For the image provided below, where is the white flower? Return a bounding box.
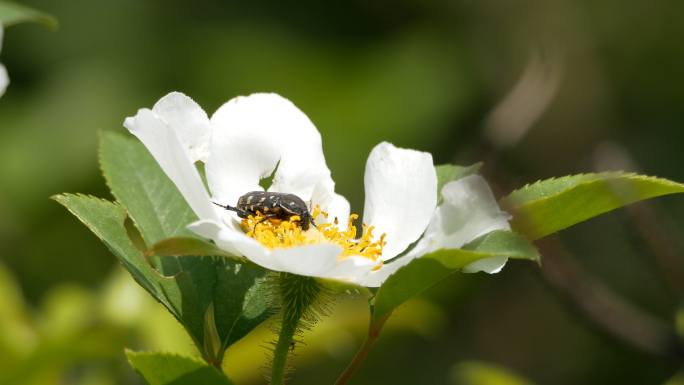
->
[0,22,9,97]
[124,92,511,287]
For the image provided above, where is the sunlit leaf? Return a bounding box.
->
[499,172,684,240]
[0,1,57,29]
[126,350,234,385]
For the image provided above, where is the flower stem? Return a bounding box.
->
[334,314,390,385]
[270,314,298,385]
[269,273,326,385]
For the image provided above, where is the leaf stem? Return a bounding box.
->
[334,314,390,385]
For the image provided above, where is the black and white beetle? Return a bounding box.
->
[213,191,314,230]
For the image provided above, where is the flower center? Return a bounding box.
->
[239,206,386,263]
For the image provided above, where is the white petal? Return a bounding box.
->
[362,142,437,261]
[268,246,380,279]
[430,175,511,250]
[152,92,211,163]
[206,93,335,207]
[322,192,351,226]
[124,108,218,222]
[311,179,333,212]
[420,175,512,274]
[240,241,380,280]
[319,256,382,281]
[188,219,379,280]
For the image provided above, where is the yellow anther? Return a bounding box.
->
[240,208,386,262]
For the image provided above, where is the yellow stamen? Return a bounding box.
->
[239,206,386,264]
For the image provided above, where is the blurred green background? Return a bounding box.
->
[2,1,684,384]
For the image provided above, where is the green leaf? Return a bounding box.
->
[0,1,58,29]
[53,194,218,359]
[58,132,270,362]
[373,248,505,321]
[52,194,172,312]
[435,163,481,205]
[100,131,198,246]
[213,260,270,351]
[499,172,684,240]
[101,132,270,351]
[141,236,271,351]
[101,132,270,359]
[462,230,540,263]
[99,132,217,348]
[126,350,234,385]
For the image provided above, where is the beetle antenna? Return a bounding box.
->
[212,201,238,212]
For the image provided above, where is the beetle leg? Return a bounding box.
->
[255,213,279,227]
[212,201,251,218]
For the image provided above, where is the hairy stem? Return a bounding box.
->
[269,273,327,384]
[270,313,298,385]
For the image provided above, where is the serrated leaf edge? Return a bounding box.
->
[51,193,125,237]
[500,172,684,209]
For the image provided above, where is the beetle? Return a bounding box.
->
[213,191,314,230]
